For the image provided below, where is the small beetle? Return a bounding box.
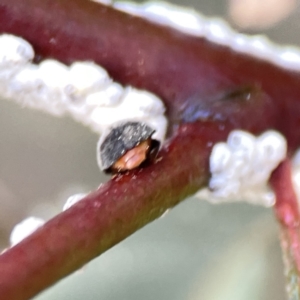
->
[97,121,160,174]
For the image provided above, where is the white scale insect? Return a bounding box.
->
[197,130,287,206]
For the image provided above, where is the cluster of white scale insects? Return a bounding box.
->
[3,0,300,246]
[0,34,167,142]
[8,193,87,247]
[197,130,287,207]
[112,1,300,71]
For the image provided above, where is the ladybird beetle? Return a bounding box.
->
[97,121,160,173]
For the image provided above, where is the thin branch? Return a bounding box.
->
[270,160,300,299]
[0,119,282,300]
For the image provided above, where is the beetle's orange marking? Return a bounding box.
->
[112,140,150,171]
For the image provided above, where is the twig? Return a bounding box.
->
[271,160,300,300]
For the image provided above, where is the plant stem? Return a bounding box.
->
[271,160,300,300]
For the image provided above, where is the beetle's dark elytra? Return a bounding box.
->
[98,121,160,173]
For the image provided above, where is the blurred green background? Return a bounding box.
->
[1,0,299,299]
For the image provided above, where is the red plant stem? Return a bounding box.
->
[1,0,300,145]
[0,117,283,300]
[270,160,300,297]
[0,0,300,299]
[0,122,226,299]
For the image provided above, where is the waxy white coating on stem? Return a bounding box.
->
[9,217,45,246]
[91,0,112,5]
[8,192,88,247]
[63,193,87,211]
[113,1,300,71]
[291,150,300,207]
[197,130,287,206]
[0,34,167,143]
